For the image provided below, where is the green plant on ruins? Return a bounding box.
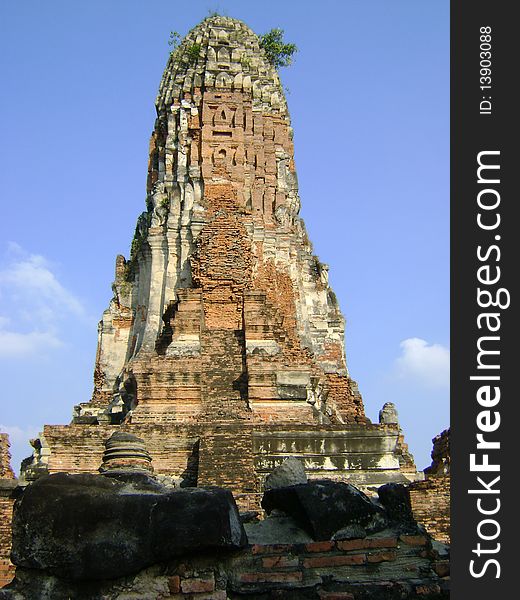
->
[168,30,200,66]
[259,28,297,68]
[168,31,181,51]
[186,43,201,65]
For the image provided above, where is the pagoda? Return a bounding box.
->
[21,16,418,509]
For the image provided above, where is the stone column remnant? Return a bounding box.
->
[99,432,153,474]
[379,402,399,425]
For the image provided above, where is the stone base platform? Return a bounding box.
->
[24,422,420,509]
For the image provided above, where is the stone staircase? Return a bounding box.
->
[200,328,251,422]
[243,291,299,356]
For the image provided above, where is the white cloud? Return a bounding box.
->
[0,248,84,317]
[0,424,39,447]
[394,337,449,388]
[0,329,62,358]
[0,424,41,476]
[0,244,86,358]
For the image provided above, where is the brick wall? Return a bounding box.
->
[6,533,449,597]
[409,476,450,545]
[37,421,417,511]
[0,434,16,588]
[0,436,14,480]
[425,429,450,476]
[409,429,450,544]
[0,493,16,588]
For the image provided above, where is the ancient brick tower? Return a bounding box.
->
[21,16,418,508]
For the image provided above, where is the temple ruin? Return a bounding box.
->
[0,15,449,596]
[19,15,419,504]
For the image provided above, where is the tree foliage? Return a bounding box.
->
[168,31,181,50]
[259,28,297,69]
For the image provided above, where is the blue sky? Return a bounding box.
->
[0,0,449,473]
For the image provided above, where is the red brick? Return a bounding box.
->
[336,537,397,552]
[303,554,366,568]
[239,571,303,583]
[305,541,335,553]
[400,534,428,546]
[336,539,367,552]
[367,551,397,563]
[262,555,299,569]
[168,575,181,593]
[251,543,294,555]
[365,537,398,549]
[181,574,215,593]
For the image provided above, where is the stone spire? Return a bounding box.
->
[75,15,365,427]
[19,16,419,509]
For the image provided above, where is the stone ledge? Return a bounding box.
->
[0,480,18,493]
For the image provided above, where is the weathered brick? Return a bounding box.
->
[0,435,16,590]
[336,537,398,552]
[262,555,299,569]
[399,535,428,546]
[409,431,450,545]
[239,571,303,583]
[181,574,215,593]
[0,434,15,479]
[303,554,366,568]
[365,538,399,549]
[367,551,397,563]
[168,575,181,594]
[335,539,368,552]
[305,541,335,553]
